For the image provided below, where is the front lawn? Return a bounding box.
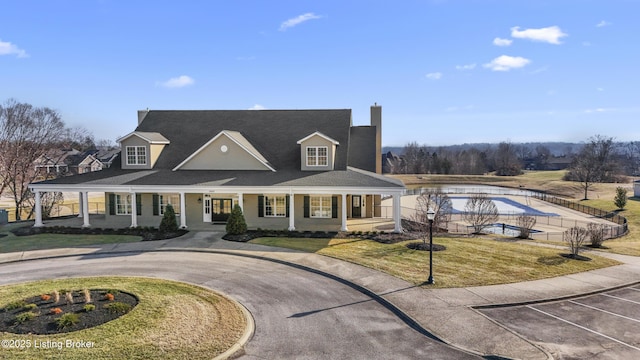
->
[250,236,621,288]
[0,223,141,253]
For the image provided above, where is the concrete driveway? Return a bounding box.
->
[0,251,478,359]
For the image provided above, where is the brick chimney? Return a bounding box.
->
[370,103,382,174]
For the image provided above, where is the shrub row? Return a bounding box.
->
[11,225,187,241]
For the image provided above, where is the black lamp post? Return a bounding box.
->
[426,208,436,285]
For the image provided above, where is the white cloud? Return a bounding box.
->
[597,87,604,92]
[455,63,476,70]
[483,55,531,71]
[510,26,568,44]
[248,104,266,110]
[493,37,512,47]
[596,20,611,28]
[157,75,195,88]
[279,13,322,31]
[425,72,442,80]
[0,39,29,58]
[585,107,614,113]
[530,66,549,74]
[582,41,592,47]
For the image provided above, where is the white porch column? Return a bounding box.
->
[77,192,84,218]
[237,193,244,212]
[393,193,402,233]
[288,193,295,231]
[130,192,138,228]
[341,193,348,231]
[34,191,43,227]
[82,191,90,227]
[179,192,187,229]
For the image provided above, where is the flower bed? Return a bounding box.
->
[0,289,137,334]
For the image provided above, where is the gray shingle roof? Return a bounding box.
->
[136,109,352,171]
[33,109,404,190]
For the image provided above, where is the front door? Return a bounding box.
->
[352,195,362,218]
[203,194,212,222]
[212,199,233,223]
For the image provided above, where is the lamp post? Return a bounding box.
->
[426,208,435,285]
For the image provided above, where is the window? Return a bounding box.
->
[159,194,180,215]
[115,194,131,215]
[306,146,328,166]
[310,196,332,218]
[126,146,147,165]
[265,195,286,217]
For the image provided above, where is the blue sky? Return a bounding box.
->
[1,0,638,146]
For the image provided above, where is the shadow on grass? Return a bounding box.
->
[537,256,569,265]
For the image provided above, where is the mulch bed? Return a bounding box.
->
[10,225,187,241]
[405,241,447,251]
[561,253,592,261]
[223,229,418,243]
[0,290,138,334]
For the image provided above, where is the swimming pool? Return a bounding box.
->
[480,223,543,236]
[449,196,558,216]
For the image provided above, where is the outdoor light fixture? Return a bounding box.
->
[197,197,202,204]
[426,208,436,285]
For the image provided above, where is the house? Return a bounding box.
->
[34,148,79,176]
[29,105,406,232]
[34,148,119,177]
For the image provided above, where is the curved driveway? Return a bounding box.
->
[0,251,477,359]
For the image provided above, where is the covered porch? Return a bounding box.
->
[29,186,405,233]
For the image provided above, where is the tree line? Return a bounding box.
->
[388,137,639,199]
[0,99,115,220]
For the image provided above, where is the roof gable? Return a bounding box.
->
[117,131,170,144]
[173,130,275,172]
[297,131,340,145]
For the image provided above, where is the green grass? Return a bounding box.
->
[0,277,247,360]
[0,223,141,253]
[567,197,640,257]
[250,236,621,288]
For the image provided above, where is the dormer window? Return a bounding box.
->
[297,132,338,171]
[126,146,147,165]
[306,146,328,167]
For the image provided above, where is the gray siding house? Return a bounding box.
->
[30,105,405,232]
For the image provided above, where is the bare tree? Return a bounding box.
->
[414,188,452,232]
[39,192,65,219]
[516,215,536,239]
[564,226,588,258]
[587,223,607,248]
[403,142,426,174]
[493,141,522,176]
[0,99,67,219]
[463,194,499,234]
[534,145,551,170]
[565,135,619,199]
